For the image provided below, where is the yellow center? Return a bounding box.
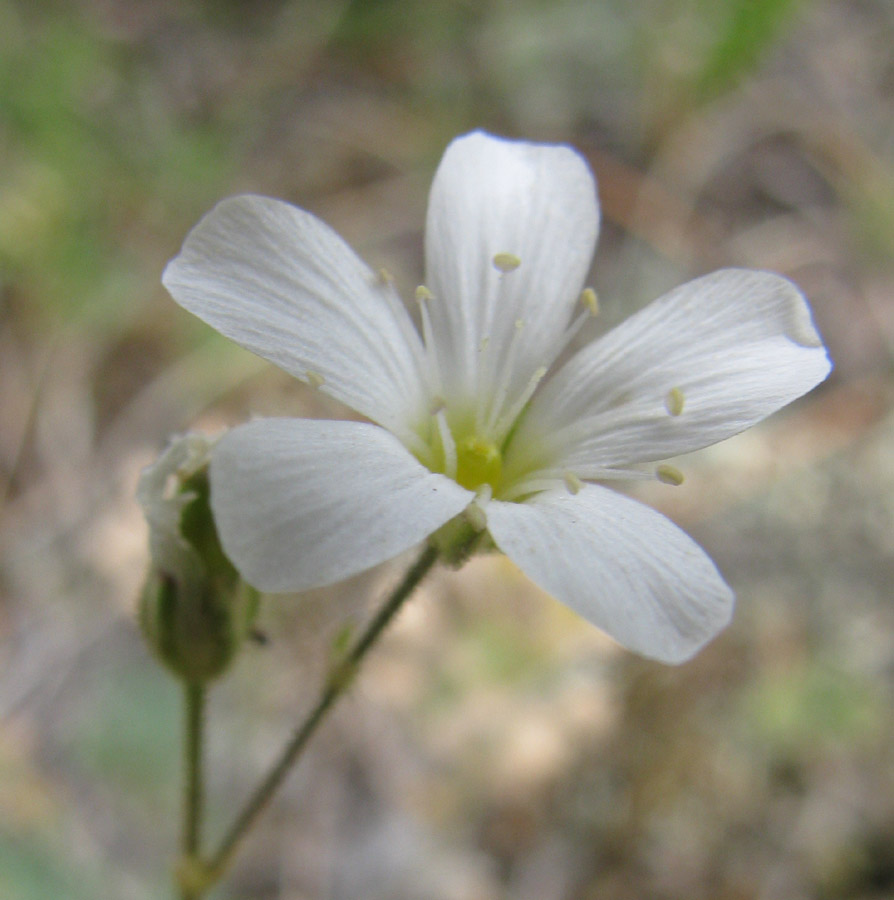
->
[455,435,502,492]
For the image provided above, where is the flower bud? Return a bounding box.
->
[138,433,259,683]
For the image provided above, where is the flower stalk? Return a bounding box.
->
[192,542,444,894]
[178,682,207,900]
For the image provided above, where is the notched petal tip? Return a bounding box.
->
[162,194,273,282]
[781,285,826,350]
[737,268,825,351]
[659,584,735,665]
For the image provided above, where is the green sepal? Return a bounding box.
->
[428,506,489,568]
[139,455,260,684]
[139,568,260,685]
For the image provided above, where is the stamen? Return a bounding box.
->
[580,287,599,316]
[429,395,446,415]
[479,318,527,435]
[665,387,685,416]
[376,267,394,286]
[306,370,325,388]
[415,288,444,395]
[491,365,547,440]
[435,408,457,479]
[557,292,599,361]
[492,252,521,273]
[502,463,660,502]
[562,306,592,350]
[499,475,566,502]
[656,464,684,486]
[567,465,657,482]
[562,471,583,495]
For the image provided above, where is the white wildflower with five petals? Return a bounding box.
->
[163,130,830,663]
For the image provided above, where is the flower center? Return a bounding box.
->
[455,434,502,492]
[409,277,604,499]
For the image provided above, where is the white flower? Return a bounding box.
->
[162,130,830,663]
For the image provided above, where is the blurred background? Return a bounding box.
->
[1,0,893,897]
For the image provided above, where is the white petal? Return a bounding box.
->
[485,486,734,663]
[424,131,599,421]
[163,195,427,439]
[210,418,473,592]
[515,269,831,472]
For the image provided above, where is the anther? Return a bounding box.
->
[306,370,325,388]
[580,288,599,316]
[563,471,583,495]
[665,387,685,416]
[415,284,433,302]
[376,267,394,286]
[492,252,521,273]
[429,395,446,415]
[656,464,684,486]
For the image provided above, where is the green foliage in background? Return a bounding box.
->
[692,0,805,102]
[0,3,236,333]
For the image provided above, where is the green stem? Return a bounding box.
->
[180,681,206,899]
[205,543,441,884]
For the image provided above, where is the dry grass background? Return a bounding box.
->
[1,1,893,897]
